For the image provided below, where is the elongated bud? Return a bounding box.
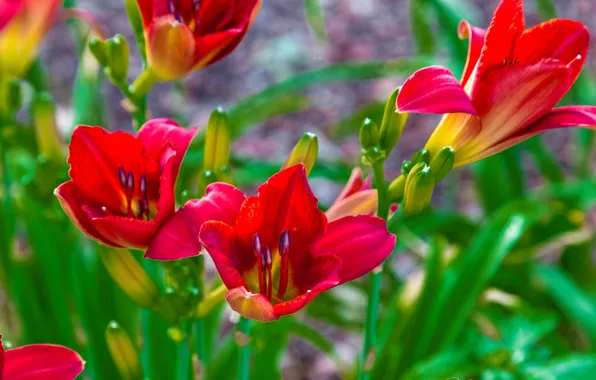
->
[197,169,217,196]
[33,92,65,162]
[429,146,455,183]
[359,118,380,150]
[282,132,318,175]
[216,165,235,185]
[403,163,434,215]
[100,248,159,308]
[388,174,406,203]
[88,38,108,66]
[106,321,144,380]
[379,88,407,156]
[401,160,413,175]
[204,108,231,172]
[107,34,130,82]
[411,149,430,165]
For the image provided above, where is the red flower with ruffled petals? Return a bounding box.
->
[194,164,396,322]
[396,0,596,167]
[136,0,262,81]
[0,334,85,379]
[55,119,197,249]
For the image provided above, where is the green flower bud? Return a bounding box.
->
[359,118,380,150]
[388,174,406,203]
[216,165,235,185]
[282,132,318,175]
[100,248,160,309]
[107,34,130,82]
[411,149,430,165]
[197,169,217,196]
[105,321,144,380]
[204,107,231,172]
[401,160,413,175]
[88,38,108,67]
[403,163,435,215]
[33,92,64,162]
[379,88,408,156]
[429,146,455,183]
[7,80,21,112]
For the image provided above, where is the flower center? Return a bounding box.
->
[253,230,291,301]
[117,167,151,220]
[167,0,202,31]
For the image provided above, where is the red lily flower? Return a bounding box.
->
[0,334,85,379]
[396,0,596,167]
[136,0,262,81]
[325,167,377,222]
[194,164,395,322]
[55,119,197,249]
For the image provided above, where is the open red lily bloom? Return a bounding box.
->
[0,0,62,76]
[325,167,377,222]
[137,0,262,81]
[396,0,596,167]
[0,334,85,379]
[55,119,197,249]
[195,164,395,322]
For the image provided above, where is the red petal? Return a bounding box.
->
[238,164,327,250]
[135,0,153,28]
[68,126,153,215]
[474,0,525,83]
[84,207,159,249]
[0,0,22,31]
[334,167,365,203]
[145,183,246,260]
[3,344,84,380]
[193,30,242,68]
[1,334,5,375]
[273,255,341,317]
[397,66,477,115]
[310,215,395,283]
[136,118,197,178]
[516,19,589,84]
[458,20,486,86]
[225,287,278,322]
[196,0,260,34]
[325,190,378,222]
[200,221,250,289]
[54,182,122,247]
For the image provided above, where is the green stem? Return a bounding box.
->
[358,161,389,380]
[236,317,252,380]
[194,319,206,363]
[176,322,192,380]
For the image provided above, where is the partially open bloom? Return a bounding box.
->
[55,119,197,249]
[325,167,377,222]
[397,0,596,167]
[137,0,262,81]
[0,0,62,76]
[0,334,85,379]
[196,164,395,322]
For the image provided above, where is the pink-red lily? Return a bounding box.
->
[396,0,596,167]
[55,119,197,249]
[0,0,63,76]
[0,334,84,379]
[325,167,377,222]
[186,164,395,322]
[136,0,262,81]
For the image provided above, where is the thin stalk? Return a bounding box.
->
[194,319,206,364]
[176,322,192,380]
[236,317,252,380]
[358,161,389,380]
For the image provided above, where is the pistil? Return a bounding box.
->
[277,230,290,299]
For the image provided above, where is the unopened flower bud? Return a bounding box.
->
[379,88,407,156]
[388,174,406,203]
[282,132,318,175]
[100,249,159,308]
[88,37,108,67]
[429,146,455,183]
[197,169,217,196]
[359,118,380,150]
[403,163,434,215]
[106,321,144,380]
[107,34,130,82]
[401,160,413,175]
[204,107,231,172]
[33,92,64,162]
[216,165,235,185]
[411,149,430,165]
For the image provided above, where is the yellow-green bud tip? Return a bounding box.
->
[429,146,455,183]
[204,108,232,173]
[282,132,319,175]
[379,88,407,156]
[403,163,435,215]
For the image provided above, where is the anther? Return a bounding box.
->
[253,234,262,256]
[126,172,134,193]
[279,230,290,256]
[139,175,147,196]
[118,167,127,188]
[277,230,290,299]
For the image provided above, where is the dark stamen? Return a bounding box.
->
[253,234,262,256]
[265,247,273,300]
[255,234,266,296]
[126,172,134,193]
[143,199,149,220]
[139,175,147,196]
[277,230,290,299]
[137,199,145,220]
[118,167,127,188]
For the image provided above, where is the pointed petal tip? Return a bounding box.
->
[226,287,279,322]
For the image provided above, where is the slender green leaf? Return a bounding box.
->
[409,0,436,55]
[523,355,596,379]
[303,0,328,43]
